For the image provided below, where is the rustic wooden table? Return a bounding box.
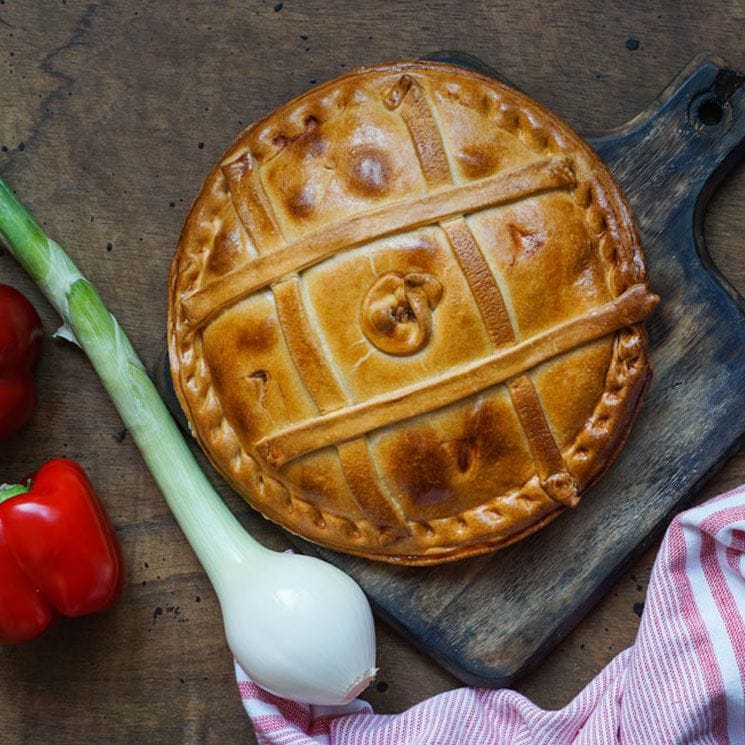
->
[0,2,743,743]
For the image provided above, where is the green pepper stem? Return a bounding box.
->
[0,176,272,589]
[0,483,31,504]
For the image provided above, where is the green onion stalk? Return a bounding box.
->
[0,177,376,704]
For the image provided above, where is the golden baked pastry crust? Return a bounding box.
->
[168,61,658,565]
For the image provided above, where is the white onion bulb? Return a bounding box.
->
[218,551,377,704]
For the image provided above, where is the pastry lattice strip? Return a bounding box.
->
[385,74,577,505]
[255,284,658,469]
[183,155,575,328]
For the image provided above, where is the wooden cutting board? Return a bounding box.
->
[157,52,745,687]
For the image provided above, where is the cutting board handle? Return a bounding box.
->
[588,54,745,316]
[589,53,745,215]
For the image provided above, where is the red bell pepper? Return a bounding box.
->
[0,459,125,643]
[0,283,43,439]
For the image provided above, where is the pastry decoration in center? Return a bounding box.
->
[360,272,443,356]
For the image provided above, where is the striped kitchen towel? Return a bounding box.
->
[237,483,745,744]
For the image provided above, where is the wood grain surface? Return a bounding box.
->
[0,2,743,743]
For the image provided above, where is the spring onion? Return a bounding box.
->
[0,177,376,705]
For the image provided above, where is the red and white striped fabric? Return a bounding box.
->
[237,483,745,744]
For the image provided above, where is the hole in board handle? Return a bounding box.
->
[697,98,724,126]
[688,92,730,133]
